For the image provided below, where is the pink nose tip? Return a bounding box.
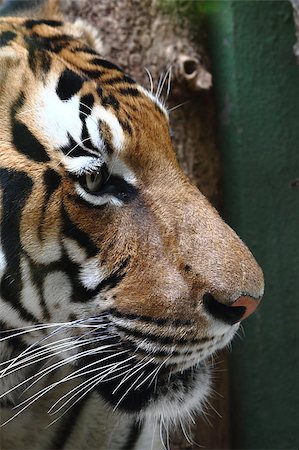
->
[232,295,262,321]
[203,292,262,325]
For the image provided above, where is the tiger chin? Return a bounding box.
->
[0,0,264,449]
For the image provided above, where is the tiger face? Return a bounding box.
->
[0,16,264,426]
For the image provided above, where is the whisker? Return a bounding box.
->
[179,417,194,446]
[3,348,126,427]
[49,359,133,416]
[159,419,167,450]
[164,65,172,105]
[155,71,164,101]
[0,342,117,403]
[157,64,172,103]
[167,100,190,113]
[22,344,120,394]
[1,336,104,379]
[113,370,146,411]
[136,355,170,392]
[1,318,91,377]
[54,351,132,387]
[144,67,154,94]
[0,322,78,342]
[112,356,152,395]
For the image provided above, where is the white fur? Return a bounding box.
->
[63,238,87,264]
[63,155,105,175]
[75,183,123,206]
[43,271,72,312]
[79,258,107,290]
[0,244,6,276]
[34,81,83,148]
[20,256,43,319]
[22,238,62,265]
[93,105,125,152]
[86,114,105,150]
[109,157,137,185]
[139,363,211,430]
[138,86,169,120]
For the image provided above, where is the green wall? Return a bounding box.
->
[202,1,299,449]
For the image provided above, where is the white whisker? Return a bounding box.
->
[167,100,190,113]
[145,67,154,94]
[1,318,90,377]
[113,370,146,412]
[112,356,153,395]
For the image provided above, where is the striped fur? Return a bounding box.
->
[0,2,264,449]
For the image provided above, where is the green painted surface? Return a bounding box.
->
[202,1,299,449]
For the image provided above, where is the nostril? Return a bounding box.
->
[232,295,262,320]
[202,293,261,325]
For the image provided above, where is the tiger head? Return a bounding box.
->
[0,5,264,427]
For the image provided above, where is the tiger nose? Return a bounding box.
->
[203,292,262,325]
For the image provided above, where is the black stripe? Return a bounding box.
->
[24,19,63,29]
[25,33,73,55]
[109,308,192,327]
[26,255,50,321]
[121,338,178,358]
[96,87,120,111]
[80,122,100,153]
[100,75,136,86]
[116,323,211,346]
[79,93,94,118]
[82,69,103,79]
[11,95,50,163]
[40,50,51,74]
[0,169,38,323]
[75,46,99,56]
[102,93,119,110]
[121,421,142,450]
[0,30,16,47]
[37,168,62,275]
[0,274,38,323]
[12,122,50,162]
[44,249,127,305]
[95,257,129,293]
[0,320,28,352]
[56,69,85,101]
[61,206,98,258]
[90,58,123,72]
[60,134,96,158]
[119,88,140,97]
[43,169,62,203]
[25,37,38,73]
[119,119,132,135]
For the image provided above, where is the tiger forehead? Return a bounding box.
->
[0,17,168,122]
[0,16,170,175]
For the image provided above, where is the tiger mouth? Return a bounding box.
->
[79,345,210,414]
[76,311,234,414]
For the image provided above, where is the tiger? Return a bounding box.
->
[0,0,264,449]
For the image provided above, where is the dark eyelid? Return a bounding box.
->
[100,174,138,202]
